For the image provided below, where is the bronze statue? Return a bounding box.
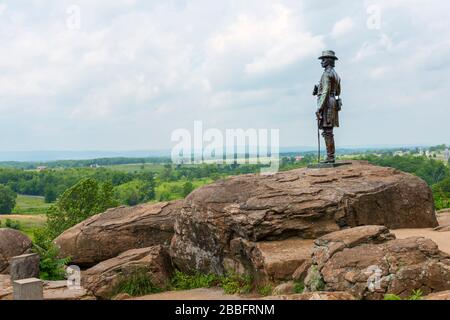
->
[313,50,341,163]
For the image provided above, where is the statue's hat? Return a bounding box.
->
[318,50,338,60]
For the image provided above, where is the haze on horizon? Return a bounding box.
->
[0,0,449,152]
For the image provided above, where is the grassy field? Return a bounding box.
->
[12,194,52,215]
[0,195,50,240]
[0,214,46,240]
[105,163,167,173]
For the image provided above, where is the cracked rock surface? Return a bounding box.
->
[55,200,182,267]
[170,161,437,275]
[305,226,450,299]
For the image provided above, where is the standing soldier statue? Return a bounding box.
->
[313,50,342,164]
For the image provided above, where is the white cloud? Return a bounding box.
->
[0,0,449,150]
[331,17,354,38]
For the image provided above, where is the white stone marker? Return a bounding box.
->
[13,278,43,300]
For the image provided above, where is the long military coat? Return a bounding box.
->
[317,66,341,129]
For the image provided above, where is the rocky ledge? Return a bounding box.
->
[170,161,437,277]
[55,200,182,267]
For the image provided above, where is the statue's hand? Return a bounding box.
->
[312,85,318,96]
[316,110,321,119]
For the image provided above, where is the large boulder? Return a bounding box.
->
[304,226,450,300]
[0,229,33,274]
[82,245,172,299]
[55,201,182,267]
[171,162,437,275]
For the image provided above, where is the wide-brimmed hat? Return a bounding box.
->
[318,50,338,60]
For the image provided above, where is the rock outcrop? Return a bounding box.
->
[0,229,33,274]
[55,201,182,267]
[170,162,437,276]
[423,290,450,300]
[304,226,450,299]
[82,245,173,299]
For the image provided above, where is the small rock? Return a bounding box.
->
[83,245,173,299]
[272,281,295,295]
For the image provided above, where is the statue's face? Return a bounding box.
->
[321,58,332,68]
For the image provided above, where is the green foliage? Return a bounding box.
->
[384,294,402,300]
[306,265,325,292]
[44,187,58,203]
[257,285,273,296]
[114,179,155,206]
[33,243,71,280]
[220,273,253,295]
[360,155,450,185]
[182,181,194,197]
[45,178,118,239]
[4,218,21,230]
[169,271,253,295]
[0,184,17,214]
[409,289,423,300]
[156,179,212,201]
[111,267,162,298]
[432,177,450,210]
[293,281,305,294]
[359,154,450,210]
[170,271,222,290]
[384,290,424,301]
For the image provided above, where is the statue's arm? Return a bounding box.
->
[317,74,331,113]
[336,77,341,96]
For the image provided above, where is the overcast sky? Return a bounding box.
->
[0,0,449,151]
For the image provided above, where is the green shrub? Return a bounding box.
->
[257,284,273,296]
[220,273,253,295]
[170,271,221,290]
[0,184,17,214]
[305,265,325,291]
[169,271,253,295]
[5,218,21,230]
[409,289,423,300]
[45,178,118,239]
[293,281,305,294]
[384,289,424,301]
[34,243,71,280]
[111,267,162,297]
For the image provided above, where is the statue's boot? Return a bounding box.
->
[323,131,336,163]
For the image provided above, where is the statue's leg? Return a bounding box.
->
[322,128,335,163]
